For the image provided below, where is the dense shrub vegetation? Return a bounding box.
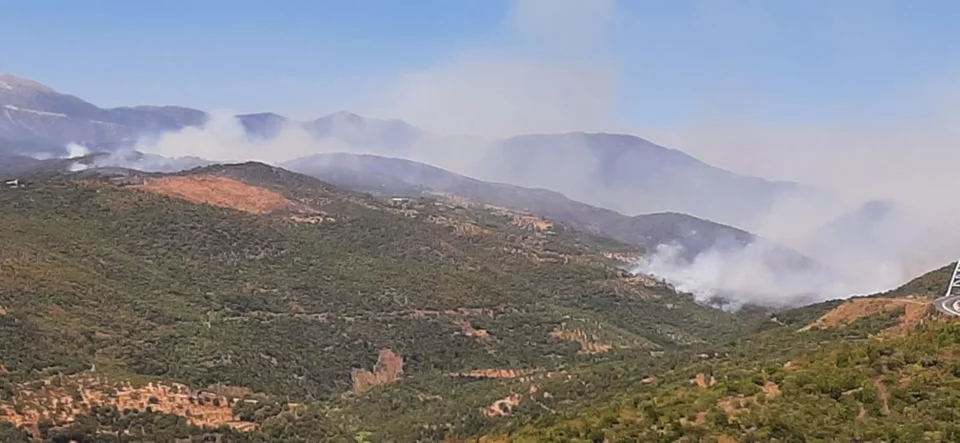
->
[2,166,955,441]
[0,167,750,440]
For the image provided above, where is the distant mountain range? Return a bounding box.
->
[487,133,837,230]
[0,73,831,232]
[0,73,421,156]
[285,153,766,261]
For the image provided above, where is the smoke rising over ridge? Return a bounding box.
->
[640,74,960,303]
[28,0,960,308]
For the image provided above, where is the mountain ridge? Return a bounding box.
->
[486,131,822,229]
[0,73,827,232]
[0,74,421,155]
[285,152,769,261]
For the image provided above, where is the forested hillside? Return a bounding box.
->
[486,265,960,442]
[0,163,743,441]
[2,162,956,442]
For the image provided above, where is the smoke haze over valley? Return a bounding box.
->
[3,0,959,308]
[5,91,953,307]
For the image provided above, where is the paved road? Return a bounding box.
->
[934,261,960,317]
[935,294,960,316]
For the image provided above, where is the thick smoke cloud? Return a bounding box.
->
[135,111,341,164]
[635,243,847,310]
[639,75,960,304]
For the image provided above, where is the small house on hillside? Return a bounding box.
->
[4,179,24,188]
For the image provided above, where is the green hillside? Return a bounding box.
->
[4,163,955,442]
[0,164,745,441]
[486,267,960,442]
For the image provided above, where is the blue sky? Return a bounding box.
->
[0,1,507,115]
[1,0,958,131]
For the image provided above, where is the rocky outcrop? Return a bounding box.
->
[481,393,522,417]
[352,349,404,393]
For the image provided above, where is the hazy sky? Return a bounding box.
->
[3,0,959,192]
[2,0,957,129]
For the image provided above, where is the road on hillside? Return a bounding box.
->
[934,261,960,317]
[935,294,960,316]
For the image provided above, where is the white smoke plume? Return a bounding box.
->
[30,0,958,309]
[41,142,210,173]
[65,143,90,159]
[135,111,340,164]
[637,76,960,305]
[634,243,849,310]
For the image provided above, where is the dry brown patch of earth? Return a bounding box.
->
[457,319,490,339]
[802,297,930,333]
[715,381,781,422]
[550,328,612,354]
[289,214,335,224]
[718,397,749,415]
[351,349,404,393]
[0,376,256,431]
[426,215,492,237]
[481,393,522,417]
[133,175,314,214]
[679,411,709,426]
[691,373,717,389]
[763,381,782,398]
[455,222,491,237]
[510,214,553,231]
[451,369,536,380]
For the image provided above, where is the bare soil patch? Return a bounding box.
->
[802,297,930,333]
[481,393,522,417]
[457,319,490,339]
[510,214,553,231]
[451,369,535,379]
[691,373,717,389]
[763,381,782,398]
[352,349,404,393]
[133,175,312,214]
[0,376,256,431]
[550,328,612,354]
